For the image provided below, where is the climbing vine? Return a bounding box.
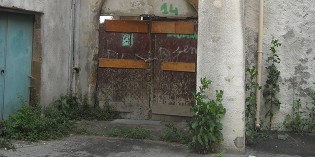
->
[245,67,261,142]
[263,39,282,130]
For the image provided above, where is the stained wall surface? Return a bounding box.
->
[245,0,315,129]
[0,0,73,105]
[197,0,245,153]
[101,0,197,17]
[4,0,314,152]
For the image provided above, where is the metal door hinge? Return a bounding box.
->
[28,75,35,79]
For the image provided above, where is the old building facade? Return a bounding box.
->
[0,0,314,152]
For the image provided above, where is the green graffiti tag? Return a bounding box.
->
[167,33,198,39]
[122,33,133,47]
[161,3,179,16]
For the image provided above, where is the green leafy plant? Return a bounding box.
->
[0,95,119,149]
[284,91,315,133]
[309,92,315,129]
[1,105,73,142]
[52,95,119,121]
[0,138,15,150]
[189,78,226,154]
[284,99,314,133]
[245,67,261,143]
[107,127,151,139]
[71,124,92,135]
[263,39,282,130]
[160,123,190,144]
[214,151,226,157]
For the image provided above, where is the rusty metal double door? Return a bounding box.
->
[98,20,197,119]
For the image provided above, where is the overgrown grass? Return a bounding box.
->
[0,105,72,142]
[107,127,151,139]
[160,123,190,144]
[51,95,119,121]
[0,95,119,149]
[0,138,15,150]
[71,124,93,135]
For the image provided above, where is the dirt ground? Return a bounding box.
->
[0,120,314,157]
[247,132,315,156]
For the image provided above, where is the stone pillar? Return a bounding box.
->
[197,0,245,153]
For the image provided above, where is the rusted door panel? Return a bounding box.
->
[98,20,197,119]
[152,21,197,117]
[98,24,150,119]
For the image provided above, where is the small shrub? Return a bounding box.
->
[107,127,151,139]
[189,78,226,154]
[160,123,190,144]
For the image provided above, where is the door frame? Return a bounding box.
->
[0,8,42,117]
[97,17,198,119]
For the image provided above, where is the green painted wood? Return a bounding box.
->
[0,13,7,119]
[1,12,33,119]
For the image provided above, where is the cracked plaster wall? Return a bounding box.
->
[245,0,315,129]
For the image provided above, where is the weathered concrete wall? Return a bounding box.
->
[0,0,73,105]
[72,0,101,105]
[245,0,315,130]
[197,0,245,153]
[101,0,197,17]
[0,0,44,12]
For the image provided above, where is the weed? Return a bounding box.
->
[284,99,314,133]
[160,123,190,144]
[52,95,119,121]
[214,151,226,157]
[71,124,92,135]
[107,127,151,139]
[263,39,282,130]
[1,105,72,142]
[309,92,315,130]
[0,138,15,150]
[0,95,119,149]
[189,78,226,154]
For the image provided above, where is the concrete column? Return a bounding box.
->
[197,0,245,153]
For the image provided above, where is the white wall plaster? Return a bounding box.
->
[245,0,315,130]
[197,0,245,153]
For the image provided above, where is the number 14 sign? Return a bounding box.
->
[161,3,179,16]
